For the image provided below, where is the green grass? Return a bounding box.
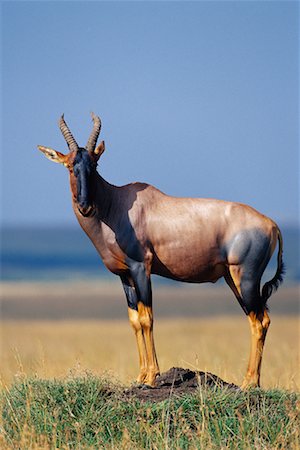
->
[1,374,299,449]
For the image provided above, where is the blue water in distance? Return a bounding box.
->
[1,226,299,282]
[1,227,109,281]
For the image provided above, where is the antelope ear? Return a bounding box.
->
[37,145,68,165]
[94,140,105,158]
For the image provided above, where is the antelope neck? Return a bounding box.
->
[92,174,117,221]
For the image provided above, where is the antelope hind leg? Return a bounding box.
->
[241,309,270,389]
[225,264,270,389]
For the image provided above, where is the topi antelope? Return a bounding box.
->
[38,113,284,388]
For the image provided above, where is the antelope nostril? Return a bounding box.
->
[78,199,92,211]
[82,206,89,213]
[78,203,94,218]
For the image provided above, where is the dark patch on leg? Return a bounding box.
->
[121,276,138,311]
[225,228,274,315]
[239,278,262,315]
[225,228,271,268]
[126,259,152,307]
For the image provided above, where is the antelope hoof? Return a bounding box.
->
[136,370,147,384]
[241,378,260,390]
[144,371,160,388]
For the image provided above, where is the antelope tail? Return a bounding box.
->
[262,228,285,303]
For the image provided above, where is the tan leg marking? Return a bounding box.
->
[241,309,271,389]
[128,308,147,383]
[227,265,243,298]
[137,302,160,386]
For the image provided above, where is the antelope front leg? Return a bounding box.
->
[121,277,148,383]
[137,301,160,387]
[127,307,148,383]
[241,309,271,389]
[122,264,160,387]
[130,262,160,386]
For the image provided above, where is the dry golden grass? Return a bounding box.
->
[1,315,299,390]
[1,284,299,449]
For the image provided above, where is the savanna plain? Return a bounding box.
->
[1,281,299,448]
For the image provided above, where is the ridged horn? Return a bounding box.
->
[86,112,101,153]
[58,114,79,152]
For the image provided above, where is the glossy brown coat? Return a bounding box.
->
[38,114,284,388]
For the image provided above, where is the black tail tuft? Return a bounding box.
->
[261,228,284,305]
[262,261,285,303]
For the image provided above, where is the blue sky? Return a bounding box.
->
[1,1,298,226]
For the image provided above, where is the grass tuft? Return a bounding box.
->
[1,374,299,449]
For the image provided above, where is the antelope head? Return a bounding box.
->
[38,113,105,217]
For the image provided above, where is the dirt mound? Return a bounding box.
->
[125,367,240,402]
